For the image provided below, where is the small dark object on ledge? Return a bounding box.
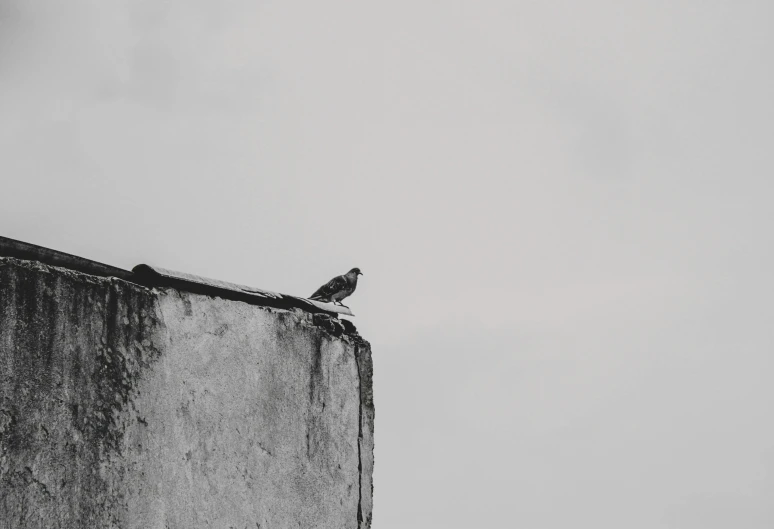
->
[313,314,345,337]
[341,319,358,336]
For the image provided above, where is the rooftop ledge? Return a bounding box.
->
[0,235,353,317]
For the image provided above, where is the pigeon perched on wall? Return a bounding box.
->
[309,268,363,308]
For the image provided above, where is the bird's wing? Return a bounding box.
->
[310,274,347,300]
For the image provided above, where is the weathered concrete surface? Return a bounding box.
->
[0,257,374,529]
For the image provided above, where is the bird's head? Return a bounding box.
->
[348,267,363,276]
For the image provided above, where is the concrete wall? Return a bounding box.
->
[0,257,373,529]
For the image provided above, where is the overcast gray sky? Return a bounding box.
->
[2,1,774,527]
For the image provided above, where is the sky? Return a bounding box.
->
[2,1,774,527]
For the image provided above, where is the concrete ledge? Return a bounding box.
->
[0,236,355,318]
[133,264,355,317]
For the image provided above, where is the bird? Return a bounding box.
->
[309,267,363,308]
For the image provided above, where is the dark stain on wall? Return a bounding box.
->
[0,258,165,528]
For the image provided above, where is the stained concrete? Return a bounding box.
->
[0,257,373,529]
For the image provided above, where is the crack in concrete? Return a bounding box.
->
[256,442,273,457]
[354,346,364,529]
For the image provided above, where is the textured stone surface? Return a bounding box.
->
[0,257,374,529]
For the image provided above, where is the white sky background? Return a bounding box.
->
[2,1,774,527]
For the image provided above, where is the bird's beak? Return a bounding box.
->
[358,272,364,276]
